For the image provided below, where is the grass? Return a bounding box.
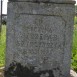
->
[0,25,6,67]
[71,17,77,72]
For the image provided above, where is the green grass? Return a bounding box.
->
[74,16,77,25]
[0,25,6,67]
[71,18,77,72]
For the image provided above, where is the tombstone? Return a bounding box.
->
[5,0,75,77]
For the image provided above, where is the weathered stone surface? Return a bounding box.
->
[5,1,75,77]
[8,2,75,22]
[1,67,77,77]
[9,0,76,4]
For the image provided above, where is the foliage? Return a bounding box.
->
[74,16,77,25]
[71,17,77,72]
[75,5,77,13]
[2,20,7,25]
[0,25,6,67]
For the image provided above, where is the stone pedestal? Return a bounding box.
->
[5,0,75,77]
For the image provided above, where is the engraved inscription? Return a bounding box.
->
[15,15,65,64]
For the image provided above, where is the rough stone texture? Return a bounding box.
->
[1,67,77,77]
[5,1,75,77]
[9,0,76,4]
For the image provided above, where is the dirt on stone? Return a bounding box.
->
[0,67,77,77]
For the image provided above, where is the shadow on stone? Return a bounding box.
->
[4,62,54,77]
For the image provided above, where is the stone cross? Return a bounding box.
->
[5,0,75,77]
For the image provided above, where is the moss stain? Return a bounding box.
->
[4,62,54,77]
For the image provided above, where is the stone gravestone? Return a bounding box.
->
[5,0,75,77]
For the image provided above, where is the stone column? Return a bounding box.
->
[5,0,75,77]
